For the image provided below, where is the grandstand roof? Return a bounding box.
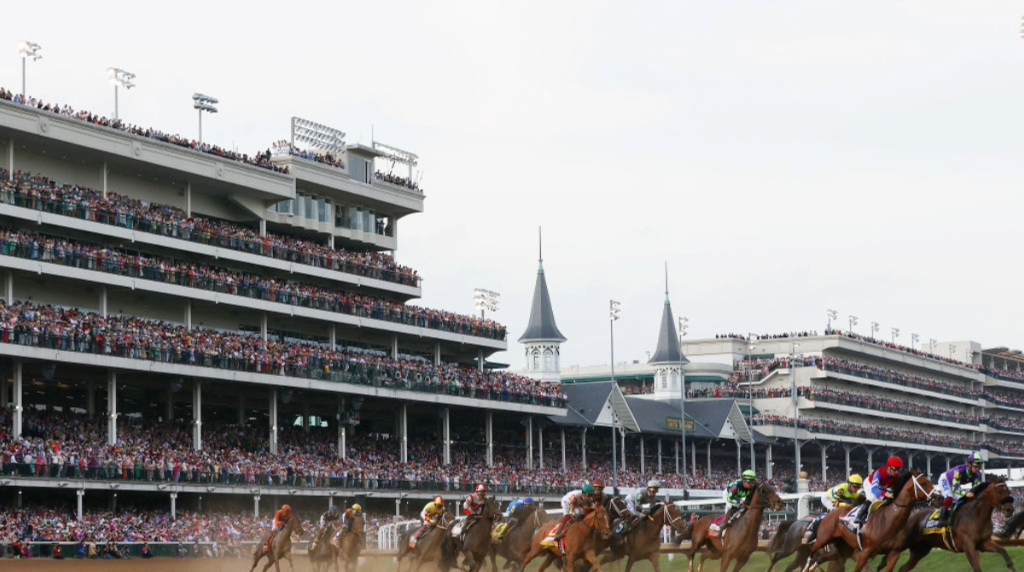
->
[623,396,718,439]
[551,382,641,432]
[518,253,566,343]
[648,292,688,365]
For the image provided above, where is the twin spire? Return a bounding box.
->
[648,263,689,365]
[519,228,566,343]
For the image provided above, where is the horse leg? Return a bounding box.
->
[488,545,499,572]
[961,543,986,572]
[731,554,753,572]
[581,549,605,572]
[622,556,635,572]
[894,546,929,572]
[980,537,1016,572]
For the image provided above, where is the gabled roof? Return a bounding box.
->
[648,293,689,365]
[623,397,718,439]
[548,382,640,432]
[519,259,566,343]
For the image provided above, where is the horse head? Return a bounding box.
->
[893,469,938,507]
[983,478,1015,518]
[586,505,612,540]
[754,482,785,511]
[288,515,306,538]
[662,502,691,535]
[483,498,501,520]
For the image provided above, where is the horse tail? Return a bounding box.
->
[767,519,797,553]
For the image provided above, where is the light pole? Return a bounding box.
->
[911,333,919,350]
[107,68,135,121]
[609,299,621,490]
[870,321,879,339]
[678,316,688,496]
[473,288,500,320]
[929,338,938,354]
[848,315,858,334]
[746,334,758,468]
[891,327,900,345]
[791,343,802,475]
[826,309,838,331]
[949,344,957,360]
[192,93,219,145]
[17,40,42,99]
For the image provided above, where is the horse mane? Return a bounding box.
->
[890,470,914,495]
[972,481,991,496]
[768,519,798,554]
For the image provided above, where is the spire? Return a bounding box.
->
[519,228,566,343]
[649,263,689,365]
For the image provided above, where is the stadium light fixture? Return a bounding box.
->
[192,92,219,145]
[17,40,42,100]
[373,140,420,184]
[745,333,757,469]
[107,67,135,121]
[949,344,957,360]
[609,299,621,490]
[791,343,801,474]
[291,117,346,154]
[891,327,900,344]
[870,321,879,339]
[473,288,500,320]
[826,309,838,330]
[911,333,920,350]
[848,315,858,334]
[929,338,938,353]
[677,315,688,496]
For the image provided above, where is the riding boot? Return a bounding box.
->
[552,514,572,540]
[721,507,739,530]
[853,506,868,528]
[937,507,950,526]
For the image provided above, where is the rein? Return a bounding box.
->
[893,473,936,508]
[662,504,685,531]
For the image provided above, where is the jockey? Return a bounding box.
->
[495,497,535,540]
[410,496,445,548]
[855,455,903,527]
[332,504,362,548]
[591,479,609,510]
[721,470,757,531]
[266,504,292,552]
[548,484,595,542]
[805,474,864,543]
[937,452,984,526]
[463,484,488,517]
[627,479,662,521]
[313,505,340,546]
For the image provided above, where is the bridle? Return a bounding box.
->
[894,473,938,508]
[662,503,687,532]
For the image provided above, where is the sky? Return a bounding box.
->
[5,1,1024,369]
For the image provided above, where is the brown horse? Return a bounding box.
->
[395,512,457,572]
[336,514,365,572]
[883,479,1015,572]
[457,498,501,572]
[309,522,340,572]
[804,469,937,572]
[494,504,551,570]
[601,502,694,572]
[687,481,785,572]
[764,517,850,572]
[250,516,305,572]
[520,505,612,572]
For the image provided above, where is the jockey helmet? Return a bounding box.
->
[592,479,605,489]
[742,470,757,481]
[329,505,339,512]
[475,484,488,493]
[352,504,362,512]
[968,452,984,465]
[523,497,535,505]
[886,456,903,469]
[281,504,292,513]
[647,479,661,489]
[434,496,444,506]
[581,484,596,495]
[847,474,863,486]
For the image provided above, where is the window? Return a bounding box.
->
[531,350,540,370]
[544,350,553,370]
[660,373,668,390]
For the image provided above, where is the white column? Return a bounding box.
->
[675,440,680,474]
[170,492,178,519]
[442,407,451,465]
[400,403,408,463]
[767,444,773,480]
[259,219,267,237]
[821,444,827,480]
[640,438,645,474]
[184,300,192,329]
[527,416,534,470]
[581,428,587,468]
[254,496,261,519]
[269,390,278,455]
[392,335,399,360]
[76,489,84,522]
[485,411,493,467]
[100,285,108,318]
[867,449,875,474]
[692,440,697,475]
[539,422,545,469]
[706,441,711,474]
[946,456,952,472]
[657,438,662,474]
[561,427,567,471]
[107,370,117,445]
[338,403,346,460]
[7,139,13,179]
[12,359,22,439]
[478,349,485,373]
[926,454,933,478]
[328,235,334,248]
[844,445,852,477]
[434,343,441,366]
[185,183,192,217]
[620,430,626,472]
[4,269,12,302]
[329,324,336,351]
[261,312,268,342]
[303,402,310,433]
[101,161,108,198]
[192,380,202,451]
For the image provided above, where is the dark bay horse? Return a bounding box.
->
[765,518,850,572]
[309,521,339,572]
[687,481,785,572]
[884,479,1015,572]
[396,512,458,572]
[521,505,612,572]
[337,514,365,572]
[458,498,501,572]
[804,469,937,572]
[250,516,305,572]
[601,502,693,572]
[494,504,551,570]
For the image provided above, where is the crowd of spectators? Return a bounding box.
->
[804,387,980,425]
[983,366,1024,384]
[0,227,504,340]
[752,414,976,449]
[823,328,976,369]
[687,385,792,400]
[0,300,564,406]
[0,89,287,175]
[821,357,980,399]
[714,331,820,341]
[730,358,791,383]
[374,171,420,192]
[270,141,345,169]
[984,391,1024,410]
[986,416,1024,433]
[0,170,421,287]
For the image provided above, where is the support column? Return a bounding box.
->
[400,404,408,463]
[185,300,192,329]
[736,440,741,475]
[392,335,399,360]
[527,416,534,470]
[328,235,334,248]
[11,359,21,439]
[4,269,12,302]
[259,219,267,237]
[434,343,441,366]
[539,422,545,469]
[185,183,192,217]
[766,444,773,480]
[706,441,711,474]
[7,139,13,179]
[165,390,173,422]
[192,380,202,451]
[170,492,177,520]
[581,428,588,468]
[478,349,485,373]
[821,443,827,481]
[926,454,934,478]
[337,401,347,460]
[867,448,875,472]
[442,407,451,466]
[657,438,662,474]
[303,402,310,433]
[561,427,567,471]
[254,495,261,519]
[261,312,268,342]
[485,411,493,468]
[691,440,697,475]
[76,489,84,522]
[844,445,852,478]
[329,324,336,351]
[906,451,914,470]
[100,285,108,318]
[269,389,278,455]
[101,161,108,198]
[640,438,645,474]
[620,430,626,472]
[946,456,951,472]
[238,396,246,425]
[675,439,680,474]
[106,370,117,446]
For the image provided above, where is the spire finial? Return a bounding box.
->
[664,261,670,304]
[538,227,544,273]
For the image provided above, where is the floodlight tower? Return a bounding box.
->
[473,289,500,320]
[17,40,42,98]
[192,93,219,145]
[107,68,135,121]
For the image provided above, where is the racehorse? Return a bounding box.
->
[309,521,339,572]
[601,501,693,572]
[520,505,612,572]
[803,469,937,572]
[457,498,501,572]
[494,503,550,570]
[884,479,1015,572]
[337,514,365,572]
[395,512,457,572]
[686,481,785,572]
[250,515,305,572]
[764,518,850,572]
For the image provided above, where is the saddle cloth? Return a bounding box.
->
[707,514,728,539]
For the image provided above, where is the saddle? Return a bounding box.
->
[707,514,728,539]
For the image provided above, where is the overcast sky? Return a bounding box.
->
[6,1,1024,368]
